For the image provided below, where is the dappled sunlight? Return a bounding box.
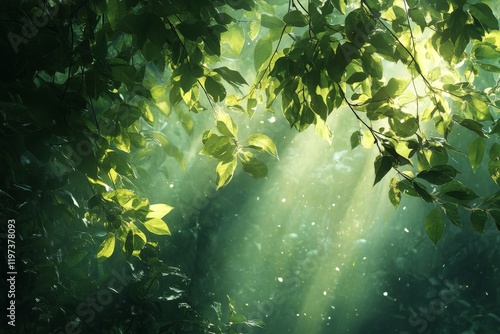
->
[5,0,500,332]
[190,108,409,332]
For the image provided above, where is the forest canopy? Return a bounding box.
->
[0,0,499,332]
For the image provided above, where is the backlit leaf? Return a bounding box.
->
[488,143,500,186]
[200,131,236,162]
[216,110,238,138]
[222,23,245,55]
[361,130,375,148]
[254,37,272,71]
[216,157,237,189]
[467,137,485,172]
[332,0,346,14]
[246,133,278,159]
[147,203,174,219]
[240,151,268,178]
[314,114,333,145]
[97,232,115,262]
[425,209,444,245]
[474,43,500,59]
[388,177,401,208]
[143,218,171,235]
[248,20,260,41]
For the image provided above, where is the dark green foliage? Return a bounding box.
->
[1,0,499,332]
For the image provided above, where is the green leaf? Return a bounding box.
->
[246,319,266,328]
[201,28,222,56]
[440,181,479,203]
[350,130,361,149]
[488,143,500,186]
[482,190,500,207]
[413,181,434,202]
[469,3,499,31]
[360,129,375,148]
[213,67,248,88]
[216,110,238,137]
[409,8,426,31]
[383,78,411,99]
[388,177,401,208]
[66,249,89,267]
[247,97,257,117]
[254,37,272,71]
[477,62,500,73]
[347,72,368,84]
[467,137,485,172]
[179,70,197,93]
[389,113,419,138]
[345,9,373,47]
[314,114,333,144]
[107,58,136,85]
[147,204,174,219]
[248,20,260,41]
[107,0,127,30]
[373,155,393,185]
[261,14,285,29]
[214,12,233,25]
[108,103,142,128]
[416,165,459,185]
[97,232,115,263]
[222,23,245,55]
[246,133,279,159]
[463,95,493,121]
[487,209,500,228]
[240,151,268,178]
[470,210,487,232]
[332,0,346,14]
[216,157,237,189]
[177,20,201,41]
[200,131,236,162]
[124,229,133,259]
[425,209,444,245]
[150,85,166,100]
[441,203,462,227]
[453,115,486,137]
[474,43,500,59]
[362,52,383,79]
[283,10,308,27]
[143,218,171,235]
[104,150,134,176]
[204,76,226,102]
